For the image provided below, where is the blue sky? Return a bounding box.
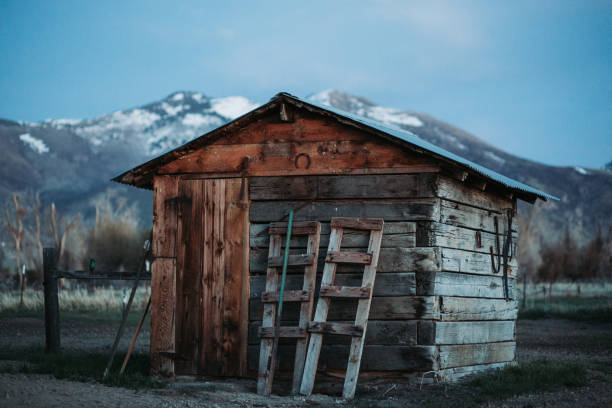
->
[1,0,610,168]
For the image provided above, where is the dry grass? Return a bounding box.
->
[0,287,149,315]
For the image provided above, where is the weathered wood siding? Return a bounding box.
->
[423,175,518,375]
[150,109,520,380]
[157,112,440,177]
[247,171,441,373]
[150,176,249,377]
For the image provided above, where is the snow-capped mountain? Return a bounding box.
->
[1,90,611,248]
[37,91,258,156]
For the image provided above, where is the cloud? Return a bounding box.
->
[370,0,484,49]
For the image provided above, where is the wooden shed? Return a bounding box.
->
[114,92,556,381]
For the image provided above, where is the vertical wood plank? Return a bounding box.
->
[150,258,176,376]
[152,176,178,258]
[221,179,245,376]
[239,178,250,376]
[212,180,226,372]
[175,179,203,374]
[201,179,214,373]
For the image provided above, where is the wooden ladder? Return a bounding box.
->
[257,221,322,396]
[300,217,384,400]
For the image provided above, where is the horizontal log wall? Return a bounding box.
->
[248,173,440,372]
[426,175,518,375]
[247,172,519,376]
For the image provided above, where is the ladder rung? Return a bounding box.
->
[259,326,307,338]
[325,251,372,264]
[331,217,384,231]
[261,290,310,303]
[269,221,320,236]
[308,322,365,337]
[319,285,372,299]
[268,253,315,267]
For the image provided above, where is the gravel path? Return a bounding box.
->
[1,316,611,407]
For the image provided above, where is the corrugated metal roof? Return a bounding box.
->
[280,93,559,201]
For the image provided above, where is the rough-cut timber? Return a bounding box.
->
[114,94,546,383]
[150,258,176,376]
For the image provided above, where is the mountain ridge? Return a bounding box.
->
[1,89,610,250]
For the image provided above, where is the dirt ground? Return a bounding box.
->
[0,316,611,407]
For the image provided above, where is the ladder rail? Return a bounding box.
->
[256,221,321,396]
[299,217,384,400]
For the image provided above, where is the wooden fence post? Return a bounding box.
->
[44,247,60,353]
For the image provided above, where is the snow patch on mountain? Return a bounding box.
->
[574,166,589,175]
[211,96,258,119]
[47,118,82,128]
[308,89,422,128]
[485,151,506,164]
[368,106,423,127]
[192,93,205,103]
[160,102,185,116]
[19,133,49,154]
[308,89,334,106]
[182,113,223,128]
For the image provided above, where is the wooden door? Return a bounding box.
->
[175,178,249,376]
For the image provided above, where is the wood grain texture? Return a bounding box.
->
[250,199,440,223]
[250,296,439,321]
[319,285,372,299]
[434,272,516,299]
[439,342,516,369]
[256,234,281,395]
[437,175,513,212]
[250,344,438,372]
[249,174,437,201]
[439,297,518,321]
[440,248,518,277]
[292,222,321,393]
[300,227,343,396]
[257,220,322,395]
[158,139,437,177]
[152,176,178,257]
[250,273,416,299]
[249,247,439,274]
[435,321,515,345]
[344,226,383,399]
[325,251,372,264]
[220,178,247,376]
[249,320,418,346]
[439,200,518,234]
[175,179,202,375]
[250,222,416,249]
[418,222,518,258]
[308,322,365,337]
[150,258,176,377]
[437,362,512,382]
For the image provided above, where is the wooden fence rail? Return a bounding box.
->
[42,247,151,353]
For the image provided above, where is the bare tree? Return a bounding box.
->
[518,201,540,307]
[49,202,80,280]
[28,194,44,277]
[5,194,28,306]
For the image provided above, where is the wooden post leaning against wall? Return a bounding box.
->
[43,247,60,353]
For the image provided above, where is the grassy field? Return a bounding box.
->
[0,287,149,324]
[517,282,612,322]
[1,283,611,405]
